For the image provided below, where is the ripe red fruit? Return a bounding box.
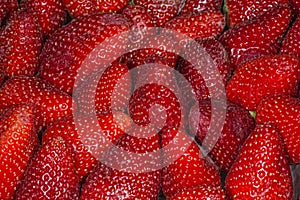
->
[224,0,289,27]
[290,0,300,15]
[0,68,5,86]
[20,0,67,37]
[281,17,300,59]
[179,0,222,15]
[40,13,132,94]
[226,55,300,110]
[164,11,225,40]
[225,124,293,199]
[220,5,291,68]
[0,0,17,24]
[189,100,255,172]
[14,137,80,200]
[0,9,42,77]
[62,0,129,18]
[0,105,38,199]
[257,95,300,164]
[169,186,226,200]
[0,76,74,131]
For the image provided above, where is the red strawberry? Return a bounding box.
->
[0,9,42,77]
[226,55,300,111]
[169,186,226,200]
[0,0,17,24]
[179,0,222,15]
[164,11,225,40]
[134,0,182,26]
[290,0,300,16]
[225,124,293,199]
[177,38,232,107]
[14,137,80,199]
[257,95,300,164]
[0,68,5,86]
[224,0,289,27]
[162,129,221,198]
[0,76,74,131]
[220,5,291,68]
[43,111,132,179]
[281,17,300,59]
[189,100,255,172]
[62,0,130,18]
[20,0,66,37]
[40,13,132,94]
[0,105,38,199]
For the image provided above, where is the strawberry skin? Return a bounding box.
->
[0,9,42,77]
[257,95,300,164]
[225,124,293,199]
[0,105,38,200]
[226,55,300,111]
[189,100,255,172]
[62,0,130,18]
[14,137,80,200]
[169,186,226,200]
[164,11,225,40]
[281,17,300,59]
[291,0,300,16]
[179,0,222,15]
[0,76,74,131]
[21,0,67,37]
[0,0,17,24]
[40,13,132,94]
[224,0,289,27]
[220,5,291,68]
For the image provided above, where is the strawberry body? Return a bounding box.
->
[257,95,300,164]
[179,0,222,15]
[225,124,293,199]
[14,137,80,200]
[0,0,17,24]
[281,17,300,59]
[0,76,74,131]
[0,105,38,200]
[169,186,226,200]
[226,55,300,110]
[220,5,291,68]
[0,9,42,77]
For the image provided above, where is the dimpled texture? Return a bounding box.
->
[179,0,222,15]
[226,124,293,199]
[62,0,130,18]
[281,17,300,59]
[220,5,291,68]
[257,95,300,164]
[40,13,132,94]
[169,186,226,200]
[189,100,255,172]
[0,0,17,24]
[164,11,225,40]
[0,105,38,200]
[15,137,80,200]
[225,0,289,27]
[226,55,300,110]
[0,9,42,77]
[21,0,67,37]
[290,0,300,15]
[0,76,74,131]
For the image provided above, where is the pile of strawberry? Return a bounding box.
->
[0,0,300,199]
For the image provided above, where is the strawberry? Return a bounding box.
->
[20,0,67,37]
[281,17,300,59]
[62,0,130,18]
[291,0,300,16]
[225,124,293,199]
[220,5,291,68]
[162,129,221,198]
[0,104,38,199]
[224,0,289,27]
[134,0,182,26]
[14,137,80,199]
[177,38,232,107]
[40,13,132,94]
[0,9,42,77]
[0,0,18,25]
[164,11,225,40]
[169,186,226,200]
[189,100,255,172]
[0,76,74,131]
[0,68,5,86]
[226,55,300,111]
[43,111,132,179]
[179,0,222,15]
[257,95,300,164]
